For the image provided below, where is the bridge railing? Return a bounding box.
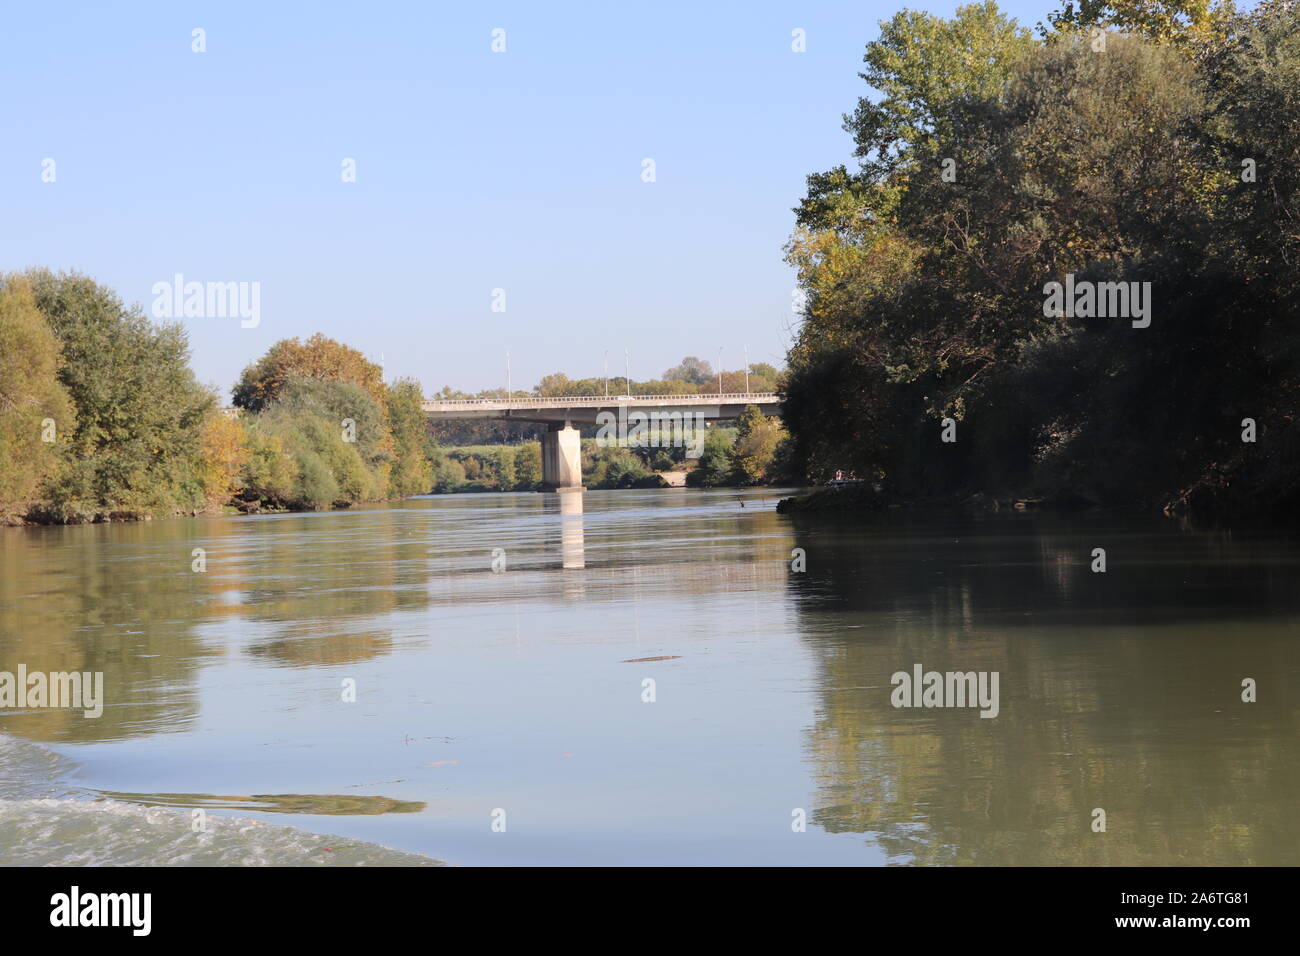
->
[422,392,780,408]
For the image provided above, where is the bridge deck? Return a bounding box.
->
[422,392,781,424]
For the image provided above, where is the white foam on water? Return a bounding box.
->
[0,735,441,867]
[0,733,80,801]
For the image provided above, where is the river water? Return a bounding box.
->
[1,489,1297,866]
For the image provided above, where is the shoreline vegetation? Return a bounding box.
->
[0,269,791,525]
[776,482,1107,515]
[780,1,1300,521]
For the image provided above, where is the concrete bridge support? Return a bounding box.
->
[541,423,583,490]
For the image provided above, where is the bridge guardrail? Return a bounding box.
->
[422,393,780,408]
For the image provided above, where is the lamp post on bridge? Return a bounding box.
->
[506,351,511,402]
[624,348,630,397]
[744,345,749,394]
[717,347,723,395]
[604,350,608,399]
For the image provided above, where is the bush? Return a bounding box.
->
[685,429,735,487]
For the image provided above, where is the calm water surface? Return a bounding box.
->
[1,489,1297,865]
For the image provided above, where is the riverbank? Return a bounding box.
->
[773,482,1298,523]
[777,485,1112,516]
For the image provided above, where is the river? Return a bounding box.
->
[1,489,1297,865]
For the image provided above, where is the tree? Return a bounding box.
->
[1044,0,1234,43]
[536,373,576,397]
[493,446,517,490]
[822,2,1034,207]
[731,405,785,485]
[432,455,467,493]
[23,269,213,521]
[746,363,782,392]
[386,378,435,497]
[782,2,1300,515]
[240,430,298,505]
[241,377,388,509]
[233,333,387,413]
[195,410,249,510]
[513,443,542,489]
[0,279,74,518]
[662,356,714,386]
[686,428,736,487]
[585,446,657,489]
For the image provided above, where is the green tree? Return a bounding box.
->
[746,363,782,392]
[796,1,1034,234]
[1044,0,1234,43]
[536,373,577,397]
[386,378,435,497]
[432,455,467,493]
[513,443,542,489]
[493,446,517,490]
[0,279,75,518]
[662,356,714,386]
[686,428,736,487]
[731,405,785,485]
[237,376,390,509]
[240,430,298,505]
[23,269,213,521]
[782,2,1300,515]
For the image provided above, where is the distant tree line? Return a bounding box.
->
[432,406,793,493]
[0,275,788,521]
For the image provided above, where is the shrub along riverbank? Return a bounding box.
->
[0,271,436,524]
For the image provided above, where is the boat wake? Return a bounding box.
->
[0,735,441,867]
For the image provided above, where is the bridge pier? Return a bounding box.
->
[541,423,583,490]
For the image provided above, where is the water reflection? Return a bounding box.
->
[0,523,216,742]
[2,495,1297,866]
[558,490,585,570]
[94,790,426,815]
[0,493,788,746]
[787,511,1300,865]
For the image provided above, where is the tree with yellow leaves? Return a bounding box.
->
[1044,0,1236,43]
[0,279,74,519]
[195,409,250,511]
[232,333,387,413]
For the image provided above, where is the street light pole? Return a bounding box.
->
[506,351,511,401]
[717,347,723,395]
[625,348,630,396]
[604,350,609,399]
[744,345,749,394]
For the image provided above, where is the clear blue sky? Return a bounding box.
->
[2,0,1051,397]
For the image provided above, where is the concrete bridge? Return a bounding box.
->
[422,392,782,490]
